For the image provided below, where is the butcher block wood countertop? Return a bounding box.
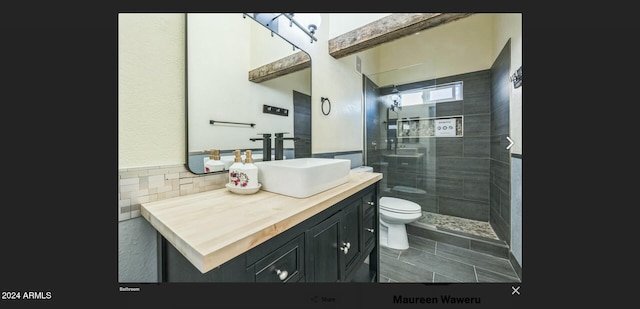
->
[140,171,382,274]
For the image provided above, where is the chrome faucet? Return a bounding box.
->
[249,133,272,161]
[274,132,299,160]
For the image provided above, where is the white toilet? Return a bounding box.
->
[379,197,422,250]
[350,164,423,250]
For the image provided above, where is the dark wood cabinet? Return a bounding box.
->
[341,198,362,273]
[158,182,379,283]
[305,212,340,282]
[306,196,367,282]
[161,238,254,282]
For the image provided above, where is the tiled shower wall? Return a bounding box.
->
[489,40,512,244]
[433,70,493,221]
[118,164,228,222]
[378,69,494,223]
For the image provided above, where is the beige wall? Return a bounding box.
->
[118,13,367,169]
[374,14,495,85]
[118,13,523,169]
[118,13,185,169]
[277,14,368,154]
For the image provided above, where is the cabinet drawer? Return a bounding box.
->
[254,234,304,283]
[363,213,376,249]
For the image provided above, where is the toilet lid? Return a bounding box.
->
[379,197,421,214]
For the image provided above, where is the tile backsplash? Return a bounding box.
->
[118,164,228,221]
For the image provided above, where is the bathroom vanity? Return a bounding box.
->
[140,171,382,283]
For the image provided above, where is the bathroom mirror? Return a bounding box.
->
[186,13,312,174]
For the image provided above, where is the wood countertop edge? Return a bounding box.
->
[141,172,382,274]
[141,207,207,272]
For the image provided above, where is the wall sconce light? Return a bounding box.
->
[283,13,321,43]
[510,66,522,88]
[249,13,321,43]
[291,13,321,41]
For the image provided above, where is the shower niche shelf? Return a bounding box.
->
[396,115,463,138]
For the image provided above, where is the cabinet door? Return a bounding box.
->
[340,199,362,278]
[306,213,341,282]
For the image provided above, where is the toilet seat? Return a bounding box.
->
[379,197,421,214]
[380,208,422,222]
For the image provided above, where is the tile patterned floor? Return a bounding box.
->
[379,214,520,283]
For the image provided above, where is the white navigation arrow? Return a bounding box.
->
[506,136,514,150]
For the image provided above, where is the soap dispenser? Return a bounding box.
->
[228,150,248,188]
[204,149,225,173]
[242,150,259,189]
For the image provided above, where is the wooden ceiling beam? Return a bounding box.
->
[328,13,474,59]
[248,13,474,83]
[248,50,310,83]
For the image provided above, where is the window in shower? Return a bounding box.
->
[400,81,463,107]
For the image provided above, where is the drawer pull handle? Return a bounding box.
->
[340,242,351,254]
[367,201,375,206]
[366,228,375,233]
[275,269,288,281]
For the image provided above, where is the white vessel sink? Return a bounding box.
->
[254,158,351,198]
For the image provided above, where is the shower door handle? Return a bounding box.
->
[371,141,377,151]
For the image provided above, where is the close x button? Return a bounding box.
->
[512,286,520,295]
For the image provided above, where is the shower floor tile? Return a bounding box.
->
[412,211,499,240]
